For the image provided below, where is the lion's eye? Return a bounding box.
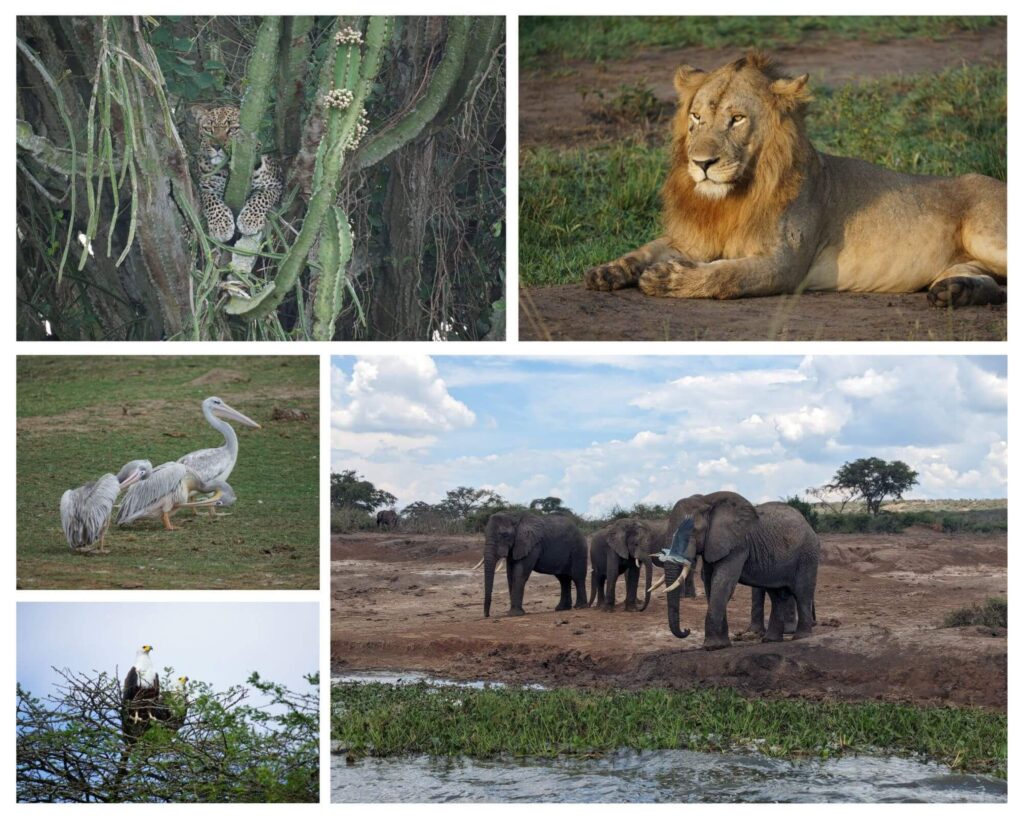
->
[730,115,746,126]
[689,112,700,124]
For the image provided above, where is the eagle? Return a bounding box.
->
[152,676,190,731]
[122,645,160,742]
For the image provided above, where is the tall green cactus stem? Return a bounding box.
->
[348,17,472,173]
[225,16,392,320]
[224,15,281,212]
[275,16,314,158]
[430,17,503,136]
[311,206,353,339]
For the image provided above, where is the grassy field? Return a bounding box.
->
[17,356,319,590]
[520,63,1007,286]
[333,683,1007,778]
[520,16,1002,66]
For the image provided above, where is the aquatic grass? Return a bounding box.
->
[520,65,1006,287]
[333,683,1007,778]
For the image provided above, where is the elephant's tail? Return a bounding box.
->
[588,570,597,607]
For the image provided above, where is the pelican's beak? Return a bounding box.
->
[215,402,261,429]
[119,468,145,490]
[181,488,224,508]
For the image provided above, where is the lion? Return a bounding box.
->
[584,53,1006,308]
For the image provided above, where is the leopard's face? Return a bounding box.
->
[195,106,241,148]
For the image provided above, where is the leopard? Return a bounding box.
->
[191,105,283,242]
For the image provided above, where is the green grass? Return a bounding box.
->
[943,598,1007,630]
[333,683,1006,778]
[814,508,1007,534]
[520,65,1006,286]
[17,356,319,589]
[520,16,1003,67]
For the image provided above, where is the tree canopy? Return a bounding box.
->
[17,668,318,803]
[330,470,397,512]
[826,457,920,515]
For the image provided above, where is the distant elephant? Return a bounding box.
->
[588,519,657,612]
[659,493,819,649]
[483,511,588,617]
[376,510,398,529]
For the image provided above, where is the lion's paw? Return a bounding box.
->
[928,276,1006,308]
[584,261,635,291]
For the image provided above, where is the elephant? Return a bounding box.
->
[376,510,398,529]
[588,519,658,612]
[658,493,819,650]
[482,511,588,617]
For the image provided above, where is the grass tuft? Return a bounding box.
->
[943,598,1007,630]
[333,683,1006,777]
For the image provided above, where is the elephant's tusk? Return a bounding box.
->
[496,558,505,571]
[647,576,666,594]
[472,558,484,570]
[663,565,691,594]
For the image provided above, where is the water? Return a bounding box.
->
[332,749,1006,803]
[333,670,545,690]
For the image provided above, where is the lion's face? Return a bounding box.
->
[674,56,811,200]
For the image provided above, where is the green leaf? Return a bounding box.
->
[173,36,194,52]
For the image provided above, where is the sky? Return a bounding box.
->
[17,603,318,701]
[331,355,1007,517]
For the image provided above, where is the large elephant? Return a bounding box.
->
[376,510,398,529]
[588,519,657,612]
[659,493,819,649]
[483,511,588,617]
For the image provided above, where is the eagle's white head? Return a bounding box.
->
[134,645,156,685]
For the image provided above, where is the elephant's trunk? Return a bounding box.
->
[483,543,498,617]
[665,562,691,639]
[638,558,653,612]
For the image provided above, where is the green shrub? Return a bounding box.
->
[944,598,1007,629]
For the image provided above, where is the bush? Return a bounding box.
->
[943,598,1007,629]
[784,496,819,530]
[330,507,375,533]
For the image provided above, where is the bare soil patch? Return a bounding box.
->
[520,285,1007,341]
[332,529,1006,709]
[521,27,1007,148]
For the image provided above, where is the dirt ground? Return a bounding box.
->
[518,26,1007,342]
[520,26,1007,148]
[520,286,1008,341]
[331,529,1007,709]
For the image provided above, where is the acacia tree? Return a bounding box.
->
[16,667,318,803]
[17,16,505,341]
[330,470,397,512]
[824,457,920,515]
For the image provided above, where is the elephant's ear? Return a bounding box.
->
[607,524,631,560]
[701,493,759,564]
[513,514,545,561]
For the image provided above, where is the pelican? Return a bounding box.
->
[59,460,151,554]
[178,396,260,484]
[117,462,237,530]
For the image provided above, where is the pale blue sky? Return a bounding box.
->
[17,603,318,700]
[331,355,1007,516]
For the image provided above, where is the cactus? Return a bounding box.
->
[226,16,498,333]
[226,16,391,320]
[224,16,281,212]
[311,206,354,339]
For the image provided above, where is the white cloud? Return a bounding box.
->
[836,368,898,398]
[773,405,848,442]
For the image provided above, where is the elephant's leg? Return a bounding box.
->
[704,553,745,650]
[746,587,766,637]
[508,560,528,616]
[555,575,573,611]
[624,564,640,612]
[792,565,818,639]
[763,588,790,642]
[782,595,798,635]
[573,566,588,609]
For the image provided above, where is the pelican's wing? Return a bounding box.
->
[61,475,119,549]
[117,463,189,525]
[177,447,227,483]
